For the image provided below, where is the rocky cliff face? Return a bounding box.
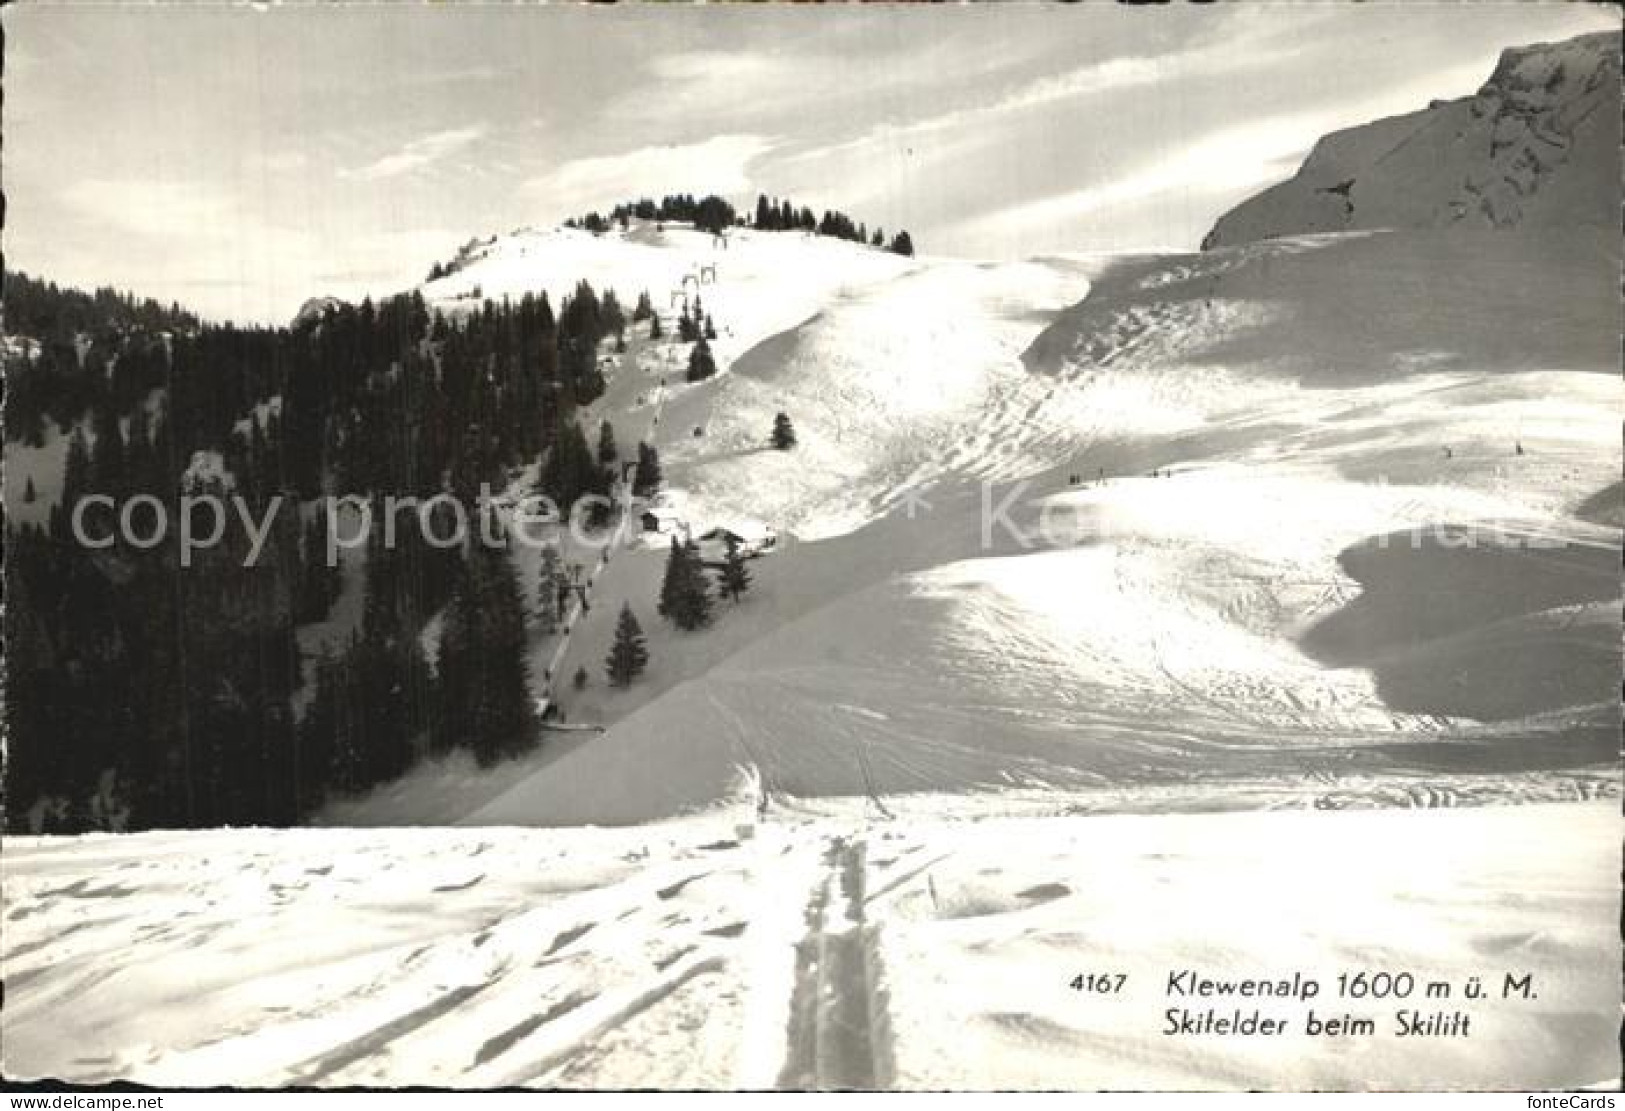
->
[1203,31,1620,249]
[290,295,347,330]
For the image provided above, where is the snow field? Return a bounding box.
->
[5,801,1615,1088]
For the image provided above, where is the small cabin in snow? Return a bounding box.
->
[641,506,686,535]
[696,518,777,561]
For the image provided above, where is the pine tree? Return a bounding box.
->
[658,537,712,631]
[597,419,618,466]
[601,290,625,335]
[535,545,562,634]
[772,411,797,451]
[633,441,663,499]
[604,602,649,687]
[686,337,718,383]
[648,312,663,340]
[573,665,589,690]
[23,476,36,503]
[299,513,341,623]
[704,315,717,341]
[61,428,93,512]
[346,523,432,784]
[717,535,752,602]
[90,404,127,499]
[679,539,713,630]
[657,536,684,622]
[540,420,609,517]
[296,646,340,810]
[889,230,916,257]
[440,535,536,766]
[344,626,423,789]
[476,539,536,762]
[633,291,653,322]
[324,643,368,795]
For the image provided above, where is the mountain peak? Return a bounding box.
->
[1203,30,1621,249]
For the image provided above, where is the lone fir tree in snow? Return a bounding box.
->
[633,441,663,498]
[597,419,618,466]
[686,337,717,383]
[600,290,625,336]
[604,602,649,687]
[771,411,797,451]
[658,536,712,631]
[648,312,663,340]
[22,476,36,503]
[716,535,752,603]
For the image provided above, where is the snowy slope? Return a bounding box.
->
[422,222,916,378]
[643,255,1099,538]
[4,801,1616,1089]
[1204,31,1621,248]
[1030,228,1619,388]
[8,128,1622,1098]
[443,224,1619,829]
[3,417,77,528]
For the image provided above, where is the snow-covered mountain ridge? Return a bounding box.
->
[417,221,917,379]
[1204,30,1621,248]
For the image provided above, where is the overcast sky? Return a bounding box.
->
[5,3,1617,324]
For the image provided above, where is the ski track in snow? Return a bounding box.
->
[778,836,882,1090]
[4,802,1618,1089]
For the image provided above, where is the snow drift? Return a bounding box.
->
[4,802,1616,1089]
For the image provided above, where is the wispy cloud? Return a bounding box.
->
[520,135,774,214]
[777,33,1290,180]
[646,51,783,86]
[943,53,1501,256]
[343,125,487,182]
[607,29,1058,142]
[953,115,1320,246]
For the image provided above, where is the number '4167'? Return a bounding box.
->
[1070,973,1127,993]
